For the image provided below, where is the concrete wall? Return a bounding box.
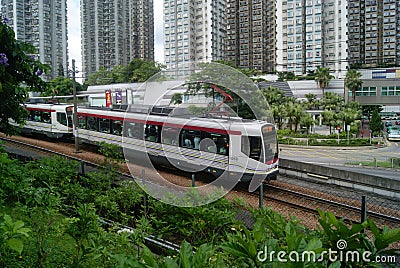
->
[279,158,400,199]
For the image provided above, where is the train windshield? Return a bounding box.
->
[262,125,278,164]
[241,136,262,161]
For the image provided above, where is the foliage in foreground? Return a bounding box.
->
[0,153,398,267]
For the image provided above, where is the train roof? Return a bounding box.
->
[78,104,268,122]
[25,99,73,106]
[77,105,274,131]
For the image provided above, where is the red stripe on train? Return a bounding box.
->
[77,112,242,135]
[265,157,279,165]
[26,107,56,113]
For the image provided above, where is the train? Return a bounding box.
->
[13,102,74,138]
[13,102,279,184]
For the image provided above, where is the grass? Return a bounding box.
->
[347,159,400,169]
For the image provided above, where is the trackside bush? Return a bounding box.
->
[0,153,398,267]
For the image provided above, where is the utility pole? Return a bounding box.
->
[72,59,80,153]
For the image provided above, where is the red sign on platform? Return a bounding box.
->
[105,90,112,107]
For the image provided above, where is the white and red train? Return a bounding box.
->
[16,102,73,138]
[16,102,279,183]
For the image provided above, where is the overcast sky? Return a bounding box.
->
[67,0,164,77]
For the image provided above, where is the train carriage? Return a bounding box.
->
[14,103,74,138]
[77,105,279,184]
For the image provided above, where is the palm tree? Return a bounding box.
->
[322,92,344,111]
[286,101,304,132]
[345,69,363,102]
[300,113,316,135]
[304,93,319,109]
[322,109,338,134]
[315,67,334,97]
[270,104,286,129]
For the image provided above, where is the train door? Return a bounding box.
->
[66,106,73,132]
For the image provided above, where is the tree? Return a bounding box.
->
[345,69,363,102]
[322,109,338,134]
[260,86,288,106]
[83,59,166,87]
[285,101,304,132]
[321,92,344,111]
[41,77,84,97]
[300,113,316,135]
[304,93,320,110]
[128,59,164,82]
[84,67,114,86]
[362,105,383,121]
[270,104,286,130]
[370,109,382,137]
[170,92,182,105]
[315,67,334,97]
[277,71,297,81]
[338,105,361,129]
[0,18,49,135]
[181,62,270,120]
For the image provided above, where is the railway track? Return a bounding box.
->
[2,134,400,231]
[237,182,400,229]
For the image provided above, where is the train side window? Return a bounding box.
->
[42,112,51,124]
[145,124,161,142]
[201,132,229,155]
[99,118,111,133]
[180,129,201,149]
[78,115,87,129]
[161,127,179,145]
[33,111,42,122]
[28,110,35,121]
[87,116,98,131]
[112,120,123,136]
[241,136,261,161]
[125,122,143,139]
[57,112,67,126]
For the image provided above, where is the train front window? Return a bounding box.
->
[262,125,278,163]
[241,136,262,161]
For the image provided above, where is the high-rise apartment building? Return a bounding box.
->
[81,0,154,79]
[131,0,154,61]
[163,0,225,68]
[277,0,348,78]
[225,0,276,73]
[1,0,69,79]
[348,0,400,68]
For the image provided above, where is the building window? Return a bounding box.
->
[381,86,400,96]
[356,87,377,96]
